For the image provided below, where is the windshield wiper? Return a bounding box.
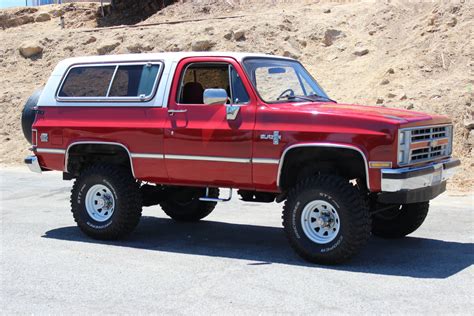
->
[278,95,316,102]
[308,93,337,103]
[279,94,337,103]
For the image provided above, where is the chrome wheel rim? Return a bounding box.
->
[301,200,340,244]
[85,184,115,222]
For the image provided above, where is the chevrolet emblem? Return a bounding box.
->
[430,139,439,147]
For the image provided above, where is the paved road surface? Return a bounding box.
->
[1,167,473,314]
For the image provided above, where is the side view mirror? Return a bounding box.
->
[203,88,228,105]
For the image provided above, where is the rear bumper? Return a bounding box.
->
[378,158,460,204]
[24,155,42,173]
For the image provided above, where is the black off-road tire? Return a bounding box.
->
[283,175,371,264]
[70,164,142,240]
[372,202,429,238]
[160,187,219,222]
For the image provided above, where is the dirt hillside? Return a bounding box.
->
[0,0,472,191]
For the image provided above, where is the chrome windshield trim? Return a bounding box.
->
[277,143,370,190]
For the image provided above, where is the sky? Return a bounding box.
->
[0,0,27,9]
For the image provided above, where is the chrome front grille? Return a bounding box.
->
[411,126,447,142]
[398,125,453,166]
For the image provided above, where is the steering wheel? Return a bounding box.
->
[277,88,295,100]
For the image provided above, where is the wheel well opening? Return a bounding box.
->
[279,147,367,191]
[66,143,133,177]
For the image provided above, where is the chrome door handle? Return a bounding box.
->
[168,109,187,116]
[226,104,240,120]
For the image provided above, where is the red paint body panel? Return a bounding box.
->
[34,106,169,182]
[32,55,453,194]
[165,57,256,188]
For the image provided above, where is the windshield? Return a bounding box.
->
[242,58,331,103]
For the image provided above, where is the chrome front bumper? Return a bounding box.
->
[24,155,42,173]
[381,158,461,192]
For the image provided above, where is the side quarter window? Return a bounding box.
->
[57,62,162,102]
[109,64,160,97]
[58,66,115,97]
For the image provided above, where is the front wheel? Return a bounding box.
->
[283,175,371,264]
[372,202,429,238]
[70,164,142,240]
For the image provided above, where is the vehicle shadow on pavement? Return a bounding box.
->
[43,216,473,279]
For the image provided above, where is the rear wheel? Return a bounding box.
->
[160,187,219,222]
[372,202,429,238]
[283,175,371,264]
[70,164,142,240]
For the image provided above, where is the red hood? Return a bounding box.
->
[272,102,450,126]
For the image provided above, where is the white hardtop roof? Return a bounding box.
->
[51,51,295,75]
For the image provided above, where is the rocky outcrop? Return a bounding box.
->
[100,0,177,26]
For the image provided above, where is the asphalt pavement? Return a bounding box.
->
[1,166,473,314]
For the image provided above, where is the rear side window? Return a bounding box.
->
[58,66,115,97]
[109,64,160,97]
[57,62,162,102]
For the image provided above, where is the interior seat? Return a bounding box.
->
[182,82,204,104]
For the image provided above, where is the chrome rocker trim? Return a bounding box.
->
[24,155,42,173]
[381,158,460,192]
[36,148,66,154]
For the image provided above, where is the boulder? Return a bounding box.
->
[282,45,301,59]
[464,113,474,130]
[204,26,214,34]
[353,48,369,56]
[234,30,246,41]
[322,29,343,46]
[223,31,233,40]
[191,40,215,51]
[35,13,51,22]
[83,36,97,45]
[19,41,43,58]
[446,17,457,27]
[468,130,474,146]
[97,41,120,55]
[126,42,154,53]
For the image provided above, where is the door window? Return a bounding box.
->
[178,63,249,105]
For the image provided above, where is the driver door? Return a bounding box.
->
[164,57,256,188]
